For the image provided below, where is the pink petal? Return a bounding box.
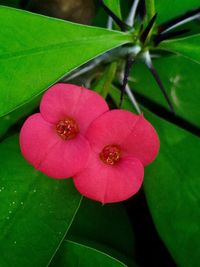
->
[39,135,90,178]
[20,113,57,168]
[73,152,144,204]
[86,109,139,153]
[20,113,90,178]
[86,110,159,166]
[121,115,160,166]
[40,83,109,133]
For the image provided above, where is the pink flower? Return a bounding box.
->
[20,83,109,178]
[73,110,159,203]
[20,83,159,204]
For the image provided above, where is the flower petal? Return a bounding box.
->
[73,152,144,204]
[86,109,139,153]
[86,110,159,166]
[40,83,109,133]
[121,115,160,166]
[39,134,90,178]
[20,113,58,168]
[20,113,90,178]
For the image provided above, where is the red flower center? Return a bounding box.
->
[99,144,121,165]
[56,117,79,140]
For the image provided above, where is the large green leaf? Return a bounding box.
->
[0,96,40,139]
[0,6,132,117]
[50,240,127,267]
[67,198,135,266]
[143,111,200,267]
[110,87,200,267]
[0,135,82,267]
[160,34,200,65]
[155,0,200,24]
[129,55,200,128]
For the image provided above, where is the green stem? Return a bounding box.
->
[102,62,117,98]
[145,0,155,22]
[92,62,117,99]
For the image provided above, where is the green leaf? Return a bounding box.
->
[104,0,122,19]
[0,96,40,139]
[160,34,200,65]
[155,0,200,24]
[143,111,200,267]
[0,6,132,117]
[129,55,200,128]
[0,135,82,267]
[110,87,200,267]
[67,198,135,266]
[50,240,127,267]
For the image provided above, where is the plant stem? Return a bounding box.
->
[101,62,117,98]
[125,83,141,114]
[107,16,113,29]
[145,0,155,22]
[63,46,140,82]
[99,0,127,31]
[158,8,200,33]
[161,13,200,33]
[126,0,140,27]
[119,55,134,108]
[143,51,175,114]
[140,13,157,43]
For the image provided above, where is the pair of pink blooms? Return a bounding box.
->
[20,83,159,203]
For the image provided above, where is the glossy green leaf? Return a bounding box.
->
[0,96,40,139]
[160,34,200,65]
[0,135,82,267]
[50,240,127,267]
[67,198,135,266]
[110,87,200,267]
[155,0,200,24]
[0,6,132,117]
[104,0,122,18]
[129,55,200,128]
[143,111,200,267]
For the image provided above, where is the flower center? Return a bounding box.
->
[99,144,121,165]
[56,117,79,140]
